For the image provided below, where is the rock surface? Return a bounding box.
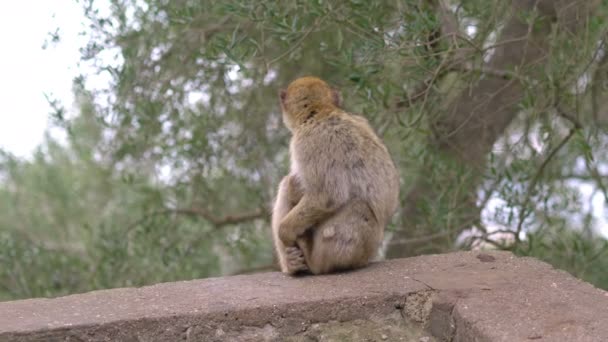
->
[1,251,607,341]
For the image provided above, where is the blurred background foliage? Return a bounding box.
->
[2,0,608,301]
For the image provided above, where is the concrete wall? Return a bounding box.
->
[1,251,607,341]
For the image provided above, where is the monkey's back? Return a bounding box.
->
[290,111,399,224]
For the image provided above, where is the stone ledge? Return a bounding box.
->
[1,251,607,341]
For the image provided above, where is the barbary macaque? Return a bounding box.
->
[272,76,400,275]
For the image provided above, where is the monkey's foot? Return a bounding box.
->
[285,246,309,274]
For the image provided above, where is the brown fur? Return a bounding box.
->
[272,76,400,275]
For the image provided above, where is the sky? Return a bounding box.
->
[0,1,85,157]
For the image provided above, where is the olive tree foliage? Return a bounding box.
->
[0,87,224,301]
[2,0,608,300]
[81,0,608,261]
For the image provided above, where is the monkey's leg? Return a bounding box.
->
[304,200,381,275]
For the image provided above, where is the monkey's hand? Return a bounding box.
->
[279,193,337,246]
[285,246,309,274]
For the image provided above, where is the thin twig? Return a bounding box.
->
[514,124,579,243]
[556,106,583,129]
[394,61,529,115]
[268,14,327,66]
[452,63,529,82]
[556,107,608,202]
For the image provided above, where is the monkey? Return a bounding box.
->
[271,76,400,275]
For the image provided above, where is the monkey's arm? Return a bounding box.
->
[284,174,304,206]
[278,193,338,246]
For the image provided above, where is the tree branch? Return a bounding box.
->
[127,206,267,231]
[172,207,267,227]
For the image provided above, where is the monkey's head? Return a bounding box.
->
[279,76,341,131]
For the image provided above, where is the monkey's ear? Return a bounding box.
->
[331,88,342,107]
[279,89,287,104]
